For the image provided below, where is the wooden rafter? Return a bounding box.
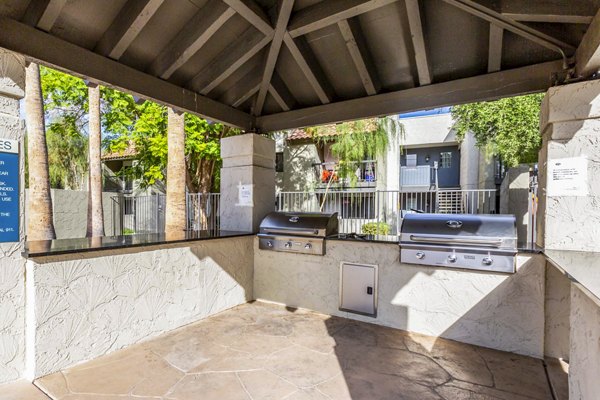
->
[575,7,600,77]
[188,28,273,95]
[95,0,165,60]
[254,0,295,116]
[0,17,252,128]
[284,33,334,104]
[404,0,431,86]
[288,0,399,38]
[222,0,274,35]
[255,60,562,132]
[268,71,295,111]
[337,19,380,95]
[488,24,503,73]
[149,0,235,79]
[442,0,575,60]
[22,0,67,32]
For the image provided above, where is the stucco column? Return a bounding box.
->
[537,80,600,252]
[0,49,26,383]
[220,133,275,232]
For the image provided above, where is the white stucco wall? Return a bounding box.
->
[459,132,480,190]
[0,50,25,384]
[25,236,254,378]
[569,284,600,399]
[254,239,546,358]
[24,189,115,239]
[544,263,571,360]
[400,113,457,148]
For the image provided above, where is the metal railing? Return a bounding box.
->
[314,160,378,187]
[111,193,220,235]
[276,189,497,234]
[400,165,435,188]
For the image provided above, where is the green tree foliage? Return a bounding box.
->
[451,94,544,167]
[38,66,237,192]
[308,117,404,184]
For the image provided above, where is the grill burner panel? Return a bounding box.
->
[400,214,517,273]
[258,212,338,255]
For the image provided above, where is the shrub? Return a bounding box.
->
[361,222,390,235]
[123,228,135,235]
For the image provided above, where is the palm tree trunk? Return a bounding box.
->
[165,107,186,234]
[86,83,104,237]
[25,62,56,240]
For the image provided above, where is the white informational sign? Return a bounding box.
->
[0,138,18,154]
[547,157,588,197]
[237,183,253,206]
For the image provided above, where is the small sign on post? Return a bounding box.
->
[0,138,19,242]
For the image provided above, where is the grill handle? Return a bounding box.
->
[263,228,319,236]
[409,235,503,248]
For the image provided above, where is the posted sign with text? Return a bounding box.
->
[0,138,19,242]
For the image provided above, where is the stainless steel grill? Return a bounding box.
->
[258,212,339,255]
[400,213,517,273]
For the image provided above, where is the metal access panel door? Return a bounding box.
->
[339,262,378,317]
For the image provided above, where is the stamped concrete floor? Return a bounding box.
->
[31,301,555,400]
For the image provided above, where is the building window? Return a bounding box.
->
[275,152,284,172]
[440,151,452,168]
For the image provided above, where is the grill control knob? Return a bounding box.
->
[447,254,457,263]
[304,243,312,249]
[284,241,292,248]
[416,251,425,260]
[267,241,273,248]
[482,257,493,266]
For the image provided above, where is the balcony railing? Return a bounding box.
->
[400,165,435,188]
[314,160,377,188]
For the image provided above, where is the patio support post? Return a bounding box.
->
[0,48,26,383]
[165,107,187,235]
[219,133,275,232]
[538,80,600,399]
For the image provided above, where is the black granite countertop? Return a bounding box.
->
[545,249,600,303]
[23,230,254,258]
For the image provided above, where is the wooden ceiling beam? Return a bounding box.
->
[149,0,234,79]
[254,0,295,116]
[255,60,563,132]
[22,0,67,32]
[404,0,431,86]
[502,13,593,25]
[442,0,575,58]
[575,7,600,77]
[284,33,334,104]
[0,17,253,129]
[268,71,296,111]
[222,0,274,35]
[337,19,380,95]
[488,24,503,73]
[288,0,399,38]
[499,0,595,24]
[188,28,273,95]
[95,0,164,60]
[219,66,262,108]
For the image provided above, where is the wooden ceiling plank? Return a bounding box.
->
[575,8,600,77]
[288,0,399,38]
[255,60,563,132]
[268,71,295,111]
[502,13,593,25]
[337,19,380,95]
[189,28,273,95]
[404,0,431,86]
[23,0,67,32]
[233,84,260,108]
[149,0,234,79]
[284,33,334,104]
[222,0,274,35]
[95,0,165,60]
[442,0,575,55]
[488,24,503,73]
[0,17,253,129]
[254,0,295,116]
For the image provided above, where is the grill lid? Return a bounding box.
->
[259,212,339,237]
[400,213,517,249]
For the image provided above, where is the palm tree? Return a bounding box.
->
[25,62,56,240]
[165,107,186,234]
[86,83,104,237]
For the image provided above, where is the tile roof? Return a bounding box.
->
[101,142,138,161]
